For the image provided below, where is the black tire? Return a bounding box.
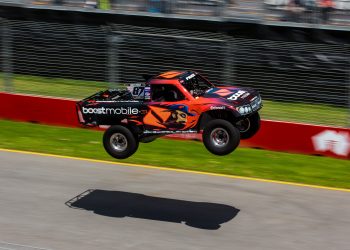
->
[202,119,240,156]
[103,125,139,159]
[236,112,260,140]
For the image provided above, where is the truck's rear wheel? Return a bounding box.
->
[103,125,139,159]
[236,112,260,139]
[202,119,240,156]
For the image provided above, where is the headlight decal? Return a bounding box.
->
[237,95,262,115]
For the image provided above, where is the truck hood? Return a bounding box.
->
[202,87,259,105]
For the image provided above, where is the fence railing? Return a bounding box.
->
[1,19,349,127]
[1,0,350,27]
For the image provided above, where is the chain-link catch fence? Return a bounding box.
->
[1,19,349,127]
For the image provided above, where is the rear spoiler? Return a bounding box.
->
[80,90,104,102]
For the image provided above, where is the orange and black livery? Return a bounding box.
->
[76,71,262,159]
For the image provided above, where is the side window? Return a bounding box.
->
[151,84,185,102]
[183,75,211,93]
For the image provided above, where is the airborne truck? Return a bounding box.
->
[76,71,262,159]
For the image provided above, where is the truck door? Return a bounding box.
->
[144,84,195,130]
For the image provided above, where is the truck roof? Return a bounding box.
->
[154,71,194,80]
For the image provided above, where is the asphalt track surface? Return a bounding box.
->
[0,150,349,250]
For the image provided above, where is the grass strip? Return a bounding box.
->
[13,74,109,99]
[0,119,348,189]
[6,74,348,127]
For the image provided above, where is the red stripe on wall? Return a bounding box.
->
[1,92,349,159]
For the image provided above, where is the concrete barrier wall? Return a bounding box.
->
[1,92,349,159]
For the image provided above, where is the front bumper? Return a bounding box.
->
[237,95,262,115]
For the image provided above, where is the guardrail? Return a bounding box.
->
[1,92,349,159]
[1,20,349,127]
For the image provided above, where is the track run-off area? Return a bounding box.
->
[0,149,349,250]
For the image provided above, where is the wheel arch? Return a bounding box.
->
[197,110,240,131]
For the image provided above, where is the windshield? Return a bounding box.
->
[180,73,214,97]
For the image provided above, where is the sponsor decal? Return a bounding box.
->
[125,84,151,100]
[185,73,196,80]
[241,92,250,99]
[250,96,262,111]
[210,106,226,110]
[214,89,232,97]
[312,130,350,156]
[144,86,151,100]
[227,90,247,101]
[144,130,198,134]
[82,107,139,115]
[96,100,140,103]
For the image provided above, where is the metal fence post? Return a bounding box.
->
[107,34,122,88]
[348,47,350,128]
[223,37,235,84]
[1,19,13,92]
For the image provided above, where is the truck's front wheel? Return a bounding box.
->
[236,112,260,139]
[202,119,240,156]
[103,125,139,159]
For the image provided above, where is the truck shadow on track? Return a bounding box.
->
[65,189,239,230]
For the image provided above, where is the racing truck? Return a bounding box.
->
[76,71,262,159]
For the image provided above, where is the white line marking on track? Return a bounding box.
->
[1,148,349,193]
[0,246,15,250]
[0,241,52,250]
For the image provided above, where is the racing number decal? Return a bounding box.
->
[133,87,145,96]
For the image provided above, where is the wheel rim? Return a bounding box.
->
[110,133,128,152]
[236,118,251,133]
[210,128,229,147]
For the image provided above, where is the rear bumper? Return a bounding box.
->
[76,102,85,125]
[75,101,97,127]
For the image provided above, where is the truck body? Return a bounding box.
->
[77,71,262,158]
